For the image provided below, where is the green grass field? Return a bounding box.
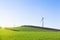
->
[0,26,60,40]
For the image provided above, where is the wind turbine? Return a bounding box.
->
[41,17,44,27]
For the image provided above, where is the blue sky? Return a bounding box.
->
[0,0,60,29]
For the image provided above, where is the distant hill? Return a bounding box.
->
[6,25,60,32]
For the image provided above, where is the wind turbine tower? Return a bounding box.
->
[41,17,44,27]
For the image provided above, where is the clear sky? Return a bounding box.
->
[0,0,60,29]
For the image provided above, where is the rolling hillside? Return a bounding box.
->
[0,29,60,40]
[7,25,60,32]
[0,25,60,40]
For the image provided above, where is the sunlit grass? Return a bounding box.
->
[0,28,59,40]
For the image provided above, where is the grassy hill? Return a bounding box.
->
[0,25,60,40]
[7,25,60,32]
